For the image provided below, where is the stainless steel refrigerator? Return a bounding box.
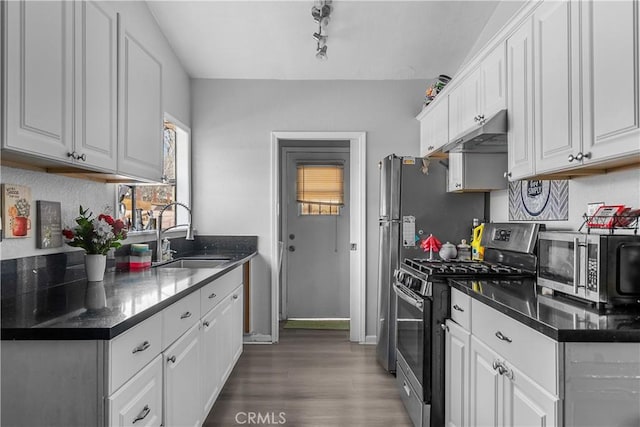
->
[376,154,486,372]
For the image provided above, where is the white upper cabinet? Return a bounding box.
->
[419,97,449,158]
[448,67,481,142]
[581,0,640,164]
[533,0,582,174]
[3,1,74,161]
[448,43,506,144]
[480,42,507,120]
[506,19,535,180]
[74,1,118,171]
[117,14,163,182]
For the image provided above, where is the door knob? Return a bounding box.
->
[288,245,295,252]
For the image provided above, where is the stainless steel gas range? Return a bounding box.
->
[393,223,542,427]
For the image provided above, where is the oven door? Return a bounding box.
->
[537,232,585,299]
[394,282,430,402]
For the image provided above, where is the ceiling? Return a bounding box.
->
[147,0,500,81]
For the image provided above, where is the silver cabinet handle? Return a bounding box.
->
[503,171,512,179]
[575,152,591,161]
[67,151,78,160]
[568,154,576,162]
[77,153,87,161]
[233,294,239,300]
[402,381,411,397]
[132,341,150,354]
[455,183,462,188]
[180,311,192,319]
[167,355,176,363]
[492,360,500,370]
[132,405,150,424]
[440,323,449,332]
[453,304,464,312]
[208,292,217,299]
[495,331,512,343]
[203,320,210,328]
[427,145,434,150]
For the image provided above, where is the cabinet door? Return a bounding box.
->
[447,153,464,192]
[469,336,502,427]
[445,320,471,427]
[220,294,235,382]
[4,0,74,161]
[481,42,507,118]
[533,0,582,174]
[200,302,225,419]
[506,19,535,180]
[449,69,481,142]
[581,0,640,164]
[503,362,559,427]
[118,15,163,182]
[164,322,201,427]
[231,287,244,363]
[74,1,117,172]
[108,355,163,427]
[420,98,449,157]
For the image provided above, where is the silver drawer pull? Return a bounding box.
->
[180,311,192,319]
[233,294,238,300]
[132,341,150,354]
[402,381,411,397]
[495,331,512,343]
[203,320,210,328]
[452,304,464,312]
[132,405,150,424]
[167,355,176,363]
[208,292,217,299]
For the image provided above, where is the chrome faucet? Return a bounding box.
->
[156,202,195,262]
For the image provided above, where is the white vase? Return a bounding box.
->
[85,254,107,282]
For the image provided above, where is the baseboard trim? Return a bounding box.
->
[364,335,377,345]
[243,333,273,344]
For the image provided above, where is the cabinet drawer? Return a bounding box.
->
[396,360,424,427]
[108,355,163,427]
[450,288,471,330]
[108,312,162,394]
[200,266,242,315]
[471,300,558,395]
[163,291,200,349]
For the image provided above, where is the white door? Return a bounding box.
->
[283,149,350,319]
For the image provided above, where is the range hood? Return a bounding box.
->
[442,109,507,153]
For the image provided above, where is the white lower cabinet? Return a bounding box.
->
[201,301,226,417]
[108,355,163,427]
[446,294,560,427]
[445,319,470,427]
[164,322,202,427]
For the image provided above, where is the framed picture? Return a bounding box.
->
[36,201,62,248]
[1,184,32,239]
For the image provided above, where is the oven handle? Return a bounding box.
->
[393,283,424,312]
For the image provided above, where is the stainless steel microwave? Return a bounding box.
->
[537,232,640,306]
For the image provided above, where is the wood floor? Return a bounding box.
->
[204,326,413,427]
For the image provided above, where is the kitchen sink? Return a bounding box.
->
[154,258,231,269]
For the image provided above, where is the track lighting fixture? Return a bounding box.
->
[311,1,332,60]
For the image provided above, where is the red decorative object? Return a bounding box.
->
[421,234,442,260]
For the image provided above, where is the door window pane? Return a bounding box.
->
[297,163,344,216]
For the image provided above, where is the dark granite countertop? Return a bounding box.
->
[449,278,640,342]
[1,251,256,341]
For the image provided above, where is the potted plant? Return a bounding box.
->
[62,206,127,281]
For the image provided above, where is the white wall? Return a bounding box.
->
[490,169,640,230]
[191,79,426,338]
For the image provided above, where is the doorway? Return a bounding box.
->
[281,145,350,320]
[270,131,366,343]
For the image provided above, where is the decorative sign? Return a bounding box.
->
[509,180,568,221]
[1,184,32,238]
[36,201,63,248]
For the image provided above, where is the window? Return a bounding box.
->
[296,163,344,215]
[118,117,191,231]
